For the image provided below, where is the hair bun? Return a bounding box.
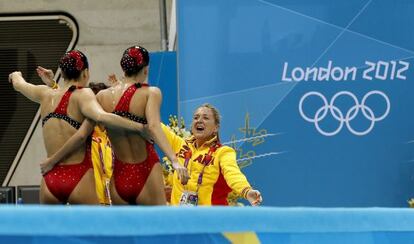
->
[120,46,149,76]
[59,50,88,80]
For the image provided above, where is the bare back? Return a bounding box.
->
[40,87,87,164]
[98,83,149,163]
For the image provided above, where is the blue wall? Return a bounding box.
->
[149,51,178,122]
[177,0,414,207]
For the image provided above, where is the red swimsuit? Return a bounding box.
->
[112,83,160,204]
[42,86,93,203]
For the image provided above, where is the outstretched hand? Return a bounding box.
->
[107,74,119,86]
[8,71,22,84]
[246,189,262,206]
[36,66,55,87]
[172,161,190,185]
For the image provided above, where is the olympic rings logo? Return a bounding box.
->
[299,91,390,136]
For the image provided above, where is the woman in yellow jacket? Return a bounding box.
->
[162,104,262,206]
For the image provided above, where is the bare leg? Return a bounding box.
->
[109,178,128,205]
[40,178,61,204]
[68,169,99,204]
[136,163,166,205]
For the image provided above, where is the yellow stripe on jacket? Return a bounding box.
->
[91,126,113,205]
[161,123,251,205]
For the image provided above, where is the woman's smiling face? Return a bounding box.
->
[191,106,219,143]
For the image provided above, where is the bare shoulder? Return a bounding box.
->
[38,84,52,90]
[39,85,54,96]
[96,88,109,99]
[95,88,113,111]
[40,85,58,102]
[73,88,96,103]
[77,87,95,97]
[36,84,54,95]
[148,86,162,97]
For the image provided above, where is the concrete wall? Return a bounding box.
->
[1,0,171,186]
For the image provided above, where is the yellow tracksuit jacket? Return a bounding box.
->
[91,126,113,205]
[162,124,251,205]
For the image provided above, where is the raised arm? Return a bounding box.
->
[40,119,95,175]
[77,88,144,133]
[36,66,57,88]
[146,87,189,184]
[161,123,185,152]
[9,71,49,103]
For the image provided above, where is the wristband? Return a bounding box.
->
[241,187,252,199]
[51,81,58,89]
